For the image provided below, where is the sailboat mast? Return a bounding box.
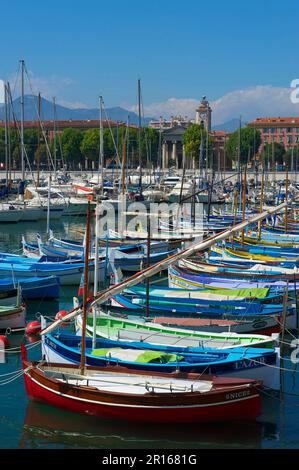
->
[20,59,25,181]
[4,83,9,189]
[37,92,41,187]
[98,96,104,192]
[257,165,264,239]
[241,164,247,243]
[285,165,289,234]
[53,97,57,180]
[7,82,12,185]
[138,79,142,190]
[80,201,91,375]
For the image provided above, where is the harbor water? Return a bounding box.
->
[1,218,299,449]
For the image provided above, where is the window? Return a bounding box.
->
[271,128,276,133]
[263,128,269,133]
[288,136,293,143]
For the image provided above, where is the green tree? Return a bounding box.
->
[80,129,100,162]
[183,124,212,166]
[225,127,261,166]
[284,145,299,169]
[24,129,38,164]
[34,144,48,167]
[260,142,285,168]
[60,128,83,167]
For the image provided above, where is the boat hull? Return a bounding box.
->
[23,364,261,423]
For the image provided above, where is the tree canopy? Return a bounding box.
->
[183,124,212,166]
[260,142,285,168]
[225,127,261,166]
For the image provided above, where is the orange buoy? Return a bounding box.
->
[25,321,41,335]
[0,335,9,349]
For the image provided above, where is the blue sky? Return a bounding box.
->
[1,0,299,123]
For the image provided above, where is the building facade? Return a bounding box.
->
[248,117,299,151]
[150,97,230,170]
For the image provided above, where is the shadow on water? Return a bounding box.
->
[18,399,279,449]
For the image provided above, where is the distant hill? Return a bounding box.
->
[212,118,247,132]
[0,95,152,125]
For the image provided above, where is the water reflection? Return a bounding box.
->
[20,400,272,449]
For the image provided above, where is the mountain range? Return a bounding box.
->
[0,94,241,131]
[0,95,152,125]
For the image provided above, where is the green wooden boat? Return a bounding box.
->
[76,313,276,350]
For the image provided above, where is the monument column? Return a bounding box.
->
[162,142,167,169]
[172,141,177,168]
[182,144,186,169]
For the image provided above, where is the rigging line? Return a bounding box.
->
[249,357,299,374]
[23,64,55,175]
[0,369,24,377]
[10,61,21,99]
[102,100,122,171]
[139,87,150,170]
[6,86,36,184]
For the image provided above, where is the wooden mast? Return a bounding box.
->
[285,165,289,234]
[138,79,142,192]
[36,92,41,187]
[257,164,264,240]
[241,164,247,244]
[80,201,91,375]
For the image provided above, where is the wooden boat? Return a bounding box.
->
[0,258,106,286]
[0,276,59,299]
[76,313,277,350]
[22,347,262,423]
[177,259,299,279]
[151,316,280,336]
[122,284,279,302]
[0,304,26,332]
[41,331,279,389]
[111,292,287,317]
[112,249,177,272]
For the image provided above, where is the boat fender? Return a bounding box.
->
[26,321,41,335]
[0,335,9,349]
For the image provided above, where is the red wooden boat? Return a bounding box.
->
[21,345,262,424]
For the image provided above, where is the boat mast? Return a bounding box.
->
[138,79,142,191]
[53,97,57,181]
[257,164,264,240]
[4,83,9,190]
[7,82,12,186]
[93,201,99,349]
[98,96,104,192]
[20,59,25,182]
[36,92,42,187]
[241,163,247,244]
[80,200,91,375]
[285,165,288,234]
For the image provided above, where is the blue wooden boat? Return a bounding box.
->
[112,249,177,272]
[111,292,289,317]
[0,276,60,299]
[0,259,105,285]
[42,331,279,389]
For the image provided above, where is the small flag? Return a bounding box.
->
[77,272,93,299]
[78,273,84,297]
